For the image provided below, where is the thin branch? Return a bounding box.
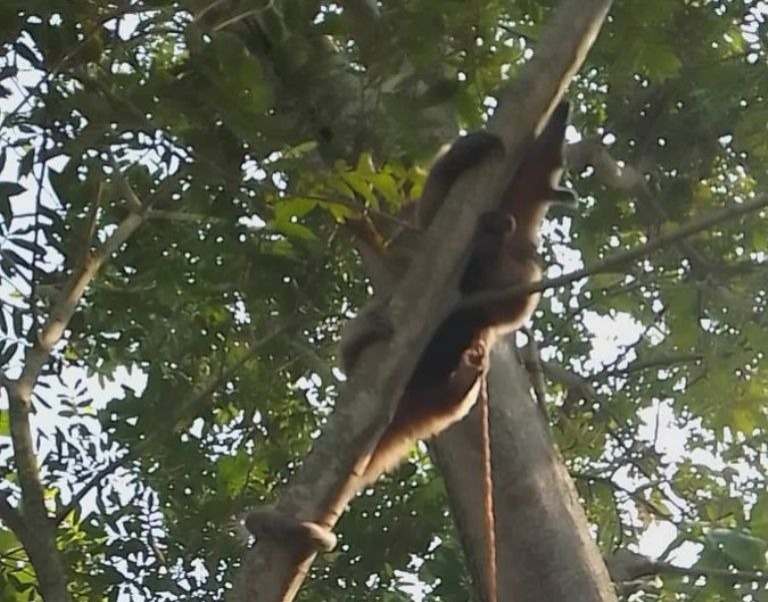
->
[599,353,704,379]
[192,0,231,23]
[87,69,274,219]
[16,212,144,393]
[211,8,264,32]
[659,562,768,584]
[54,456,129,526]
[304,194,417,231]
[591,308,667,379]
[66,177,104,280]
[608,549,768,585]
[571,473,674,523]
[458,195,768,312]
[147,209,222,223]
[28,129,48,335]
[166,319,296,429]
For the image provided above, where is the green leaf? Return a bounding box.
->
[215,452,251,497]
[705,529,768,570]
[0,181,25,199]
[0,409,9,436]
[340,171,376,207]
[18,147,34,178]
[750,493,768,540]
[0,342,17,367]
[274,197,318,220]
[267,219,315,241]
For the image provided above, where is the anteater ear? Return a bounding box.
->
[477,209,517,235]
[549,187,579,207]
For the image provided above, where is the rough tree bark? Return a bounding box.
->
[433,341,618,602]
[231,1,614,601]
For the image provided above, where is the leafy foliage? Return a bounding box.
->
[0,1,767,601]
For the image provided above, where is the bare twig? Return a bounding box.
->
[147,209,222,223]
[53,456,129,526]
[599,353,704,379]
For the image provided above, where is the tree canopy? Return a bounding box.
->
[1,1,768,601]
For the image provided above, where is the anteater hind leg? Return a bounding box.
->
[360,339,489,484]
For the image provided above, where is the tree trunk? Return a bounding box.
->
[433,339,617,602]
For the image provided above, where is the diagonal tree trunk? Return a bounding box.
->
[433,340,617,602]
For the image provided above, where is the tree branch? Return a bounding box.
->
[0,4,160,129]
[566,138,728,274]
[3,167,158,599]
[599,353,704,379]
[607,549,768,586]
[658,561,768,584]
[542,360,601,404]
[146,209,222,223]
[572,473,674,523]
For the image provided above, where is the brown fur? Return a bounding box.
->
[340,104,573,486]
[358,340,488,484]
